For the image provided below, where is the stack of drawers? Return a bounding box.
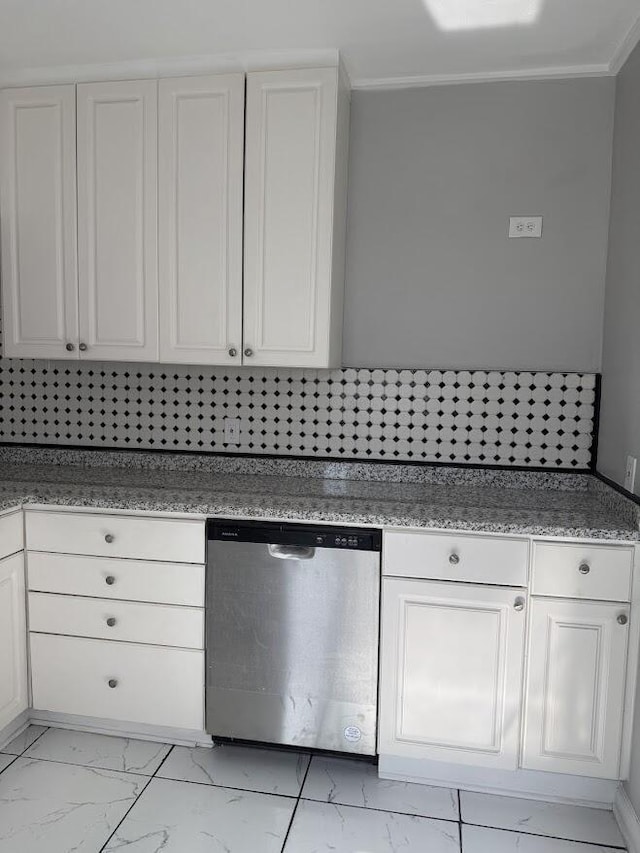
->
[25,509,206,732]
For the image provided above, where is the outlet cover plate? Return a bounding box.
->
[509,216,543,238]
[224,417,241,445]
[624,455,637,493]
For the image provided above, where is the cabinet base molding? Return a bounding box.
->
[378,755,619,808]
[0,709,29,752]
[614,785,640,853]
[29,710,212,749]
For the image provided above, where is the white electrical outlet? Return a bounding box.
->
[509,216,543,238]
[624,455,637,493]
[224,418,241,445]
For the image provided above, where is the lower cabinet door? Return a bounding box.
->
[30,633,204,731]
[521,597,629,779]
[0,553,28,731]
[379,578,526,770]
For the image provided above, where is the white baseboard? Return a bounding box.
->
[614,785,640,853]
[29,710,212,749]
[0,710,30,752]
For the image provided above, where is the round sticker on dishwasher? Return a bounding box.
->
[343,725,362,743]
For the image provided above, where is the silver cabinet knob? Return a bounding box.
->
[106,617,117,627]
[104,533,115,544]
[228,347,238,358]
[78,342,88,352]
[65,342,75,352]
[514,597,526,612]
[618,614,628,626]
[448,553,460,566]
[578,563,590,575]
[105,575,116,586]
[244,347,254,358]
[108,678,118,688]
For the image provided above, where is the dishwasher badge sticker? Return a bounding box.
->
[343,725,362,743]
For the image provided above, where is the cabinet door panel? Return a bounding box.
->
[522,598,628,779]
[0,86,78,358]
[379,578,526,770]
[244,68,342,367]
[158,75,244,365]
[0,553,27,731]
[77,80,158,361]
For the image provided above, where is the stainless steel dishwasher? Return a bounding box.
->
[206,519,381,755]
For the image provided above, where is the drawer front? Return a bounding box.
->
[27,551,204,607]
[30,632,204,730]
[28,592,204,649]
[0,510,23,560]
[531,542,633,602]
[384,530,528,586]
[26,510,205,563]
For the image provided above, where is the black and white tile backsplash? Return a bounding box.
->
[0,359,597,469]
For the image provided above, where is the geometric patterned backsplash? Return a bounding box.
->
[0,358,597,469]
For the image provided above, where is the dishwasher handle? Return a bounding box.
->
[268,544,316,561]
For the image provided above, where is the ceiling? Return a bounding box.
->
[0,0,639,88]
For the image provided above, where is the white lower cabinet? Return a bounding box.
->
[30,633,204,731]
[379,578,527,770]
[521,597,630,779]
[0,553,28,731]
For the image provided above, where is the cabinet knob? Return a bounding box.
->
[79,342,88,352]
[108,678,118,689]
[65,342,75,352]
[578,563,591,575]
[106,617,117,627]
[448,553,460,566]
[105,575,116,585]
[104,533,115,544]
[618,613,628,626]
[244,347,254,358]
[228,347,237,358]
[514,597,526,612]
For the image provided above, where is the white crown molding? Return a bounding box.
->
[350,63,613,91]
[609,11,640,75]
[0,48,340,88]
[614,784,640,853]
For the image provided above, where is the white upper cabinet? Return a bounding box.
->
[77,80,159,362]
[0,86,79,359]
[243,67,349,367]
[158,75,244,365]
[522,597,629,779]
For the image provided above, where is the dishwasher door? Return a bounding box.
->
[206,527,380,755]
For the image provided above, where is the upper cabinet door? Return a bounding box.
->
[243,68,348,368]
[158,75,244,365]
[0,86,79,359]
[77,80,158,362]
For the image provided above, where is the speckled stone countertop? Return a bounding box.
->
[0,447,637,541]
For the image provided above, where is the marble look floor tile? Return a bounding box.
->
[157,743,310,796]
[302,756,459,820]
[460,792,625,848]
[283,799,461,852]
[0,725,47,755]
[103,777,295,852]
[0,755,16,774]
[0,756,146,853]
[23,728,171,775]
[462,825,626,852]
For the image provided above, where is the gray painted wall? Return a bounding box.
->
[342,78,615,371]
[598,39,640,493]
[597,39,640,818]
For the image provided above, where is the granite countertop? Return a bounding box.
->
[0,448,637,541]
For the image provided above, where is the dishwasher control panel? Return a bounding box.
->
[208,519,382,551]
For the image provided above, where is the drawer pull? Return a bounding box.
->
[618,614,629,626]
[104,533,115,544]
[106,617,117,627]
[108,678,118,688]
[448,553,460,566]
[514,597,526,612]
[105,575,116,585]
[578,563,591,575]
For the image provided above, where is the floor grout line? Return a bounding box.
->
[461,821,626,850]
[279,752,314,852]
[97,773,154,853]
